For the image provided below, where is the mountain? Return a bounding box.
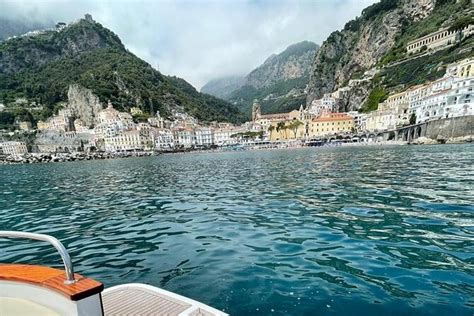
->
[201,75,245,100]
[202,41,319,118]
[0,18,54,42]
[307,0,473,112]
[0,16,244,125]
[245,41,319,88]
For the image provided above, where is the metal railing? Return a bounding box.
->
[0,231,76,284]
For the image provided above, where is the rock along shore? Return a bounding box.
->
[0,151,157,165]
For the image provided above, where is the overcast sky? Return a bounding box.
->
[1,0,377,89]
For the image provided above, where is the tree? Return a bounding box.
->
[268,125,275,139]
[276,121,285,140]
[409,113,416,125]
[288,120,303,138]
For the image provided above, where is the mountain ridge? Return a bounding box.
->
[306,0,473,112]
[0,16,244,126]
[202,40,319,117]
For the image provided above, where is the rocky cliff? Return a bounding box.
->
[0,16,244,124]
[67,84,103,128]
[203,41,319,117]
[307,0,436,106]
[245,41,318,89]
[307,0,472,111]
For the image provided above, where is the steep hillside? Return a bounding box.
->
[0,16,244,125]
[201,75,245,100]
[202,41,319,118]
[307,0,473,111]
[246,41,319,88]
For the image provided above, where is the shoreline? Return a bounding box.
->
[0,151,156,165]
[1,137,472,165]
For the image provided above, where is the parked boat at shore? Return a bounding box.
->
[0,231,227,316]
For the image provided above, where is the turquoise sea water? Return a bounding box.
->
[0,144,473,315]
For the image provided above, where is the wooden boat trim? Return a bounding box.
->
[0,264,103,301]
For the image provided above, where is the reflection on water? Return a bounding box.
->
[0,144,473,315]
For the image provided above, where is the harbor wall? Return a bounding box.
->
[423,115,474,140]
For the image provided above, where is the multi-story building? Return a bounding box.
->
[347,111,367,132]
[307,93,337,117]
[366,104,397,132]
[409,76,454,123]
[1,141,28,156]
[415,90,450,123]
[48,109,73,131]
[446,57,474,78]
[194,127,214,147]
[213,127,248,146]
[148,116,164,128]
[445,77,474,119]
[406,24,474,54]
[384,91,413,127]
[104,130,146,152]
[152,129,174,150]
[173,128,195,148]
[252,100,302,130]
[308,113,354,138]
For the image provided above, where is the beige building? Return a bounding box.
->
[105,130,148,152]
[19,121,33,131]
[1,141,28,156]
[446,57,474,78]
[407,24,474,54]
[308,113,354,138]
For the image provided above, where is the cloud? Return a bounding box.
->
[0,0,378,89]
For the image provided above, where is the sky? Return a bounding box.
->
[1,0,378,89]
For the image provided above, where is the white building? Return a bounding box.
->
[173,128,195,148]
[1,141,28,156]
[308,93,337,117]
[347,111,367,132]
[416,90,449,123]
[213,128,242,146]
[194,127,214,147]
[445,77,474,119]
[152,129,174,150]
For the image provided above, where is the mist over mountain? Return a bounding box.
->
[202,41,319,117]
[0,17,54,42]
[200,76,246,100]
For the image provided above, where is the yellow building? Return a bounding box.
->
[447,57,474,78]
[308,113,354,138]
[36,120,50,130]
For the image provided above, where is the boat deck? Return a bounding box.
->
[102,284,225,316]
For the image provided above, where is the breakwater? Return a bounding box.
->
[0,151,156,164]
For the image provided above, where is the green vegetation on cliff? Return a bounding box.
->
[0,18,244,125]
[361,86,388,113]
[380,0,472,65]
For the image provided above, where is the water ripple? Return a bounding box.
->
[0,144,473,315]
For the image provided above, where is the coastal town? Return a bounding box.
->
[0,28,473,162]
